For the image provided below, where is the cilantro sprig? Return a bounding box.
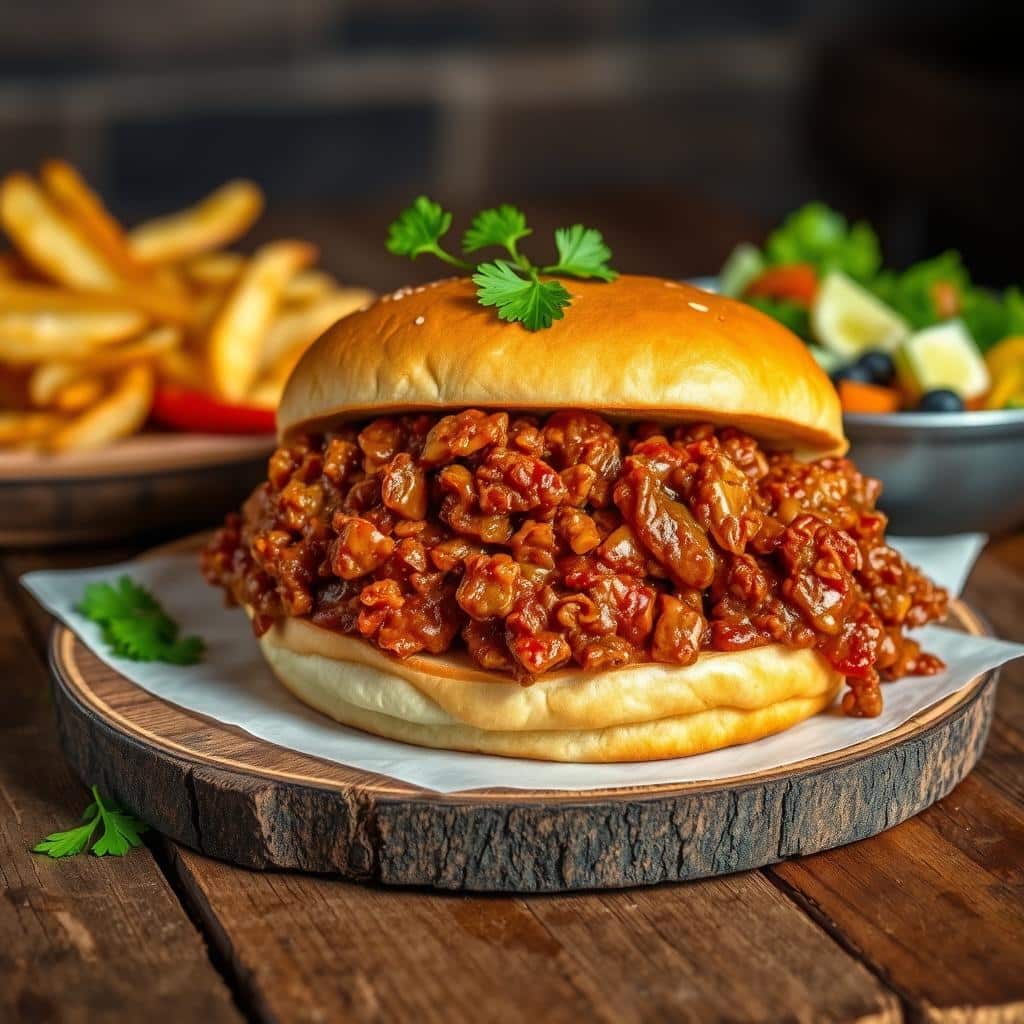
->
[78,576,204,665]
[386,197,617,330]
[34,786,148,859]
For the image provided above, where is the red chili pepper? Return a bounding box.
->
[151,387,276,435]
[745,263,819,306]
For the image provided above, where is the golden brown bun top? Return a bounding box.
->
[278,274,846,454]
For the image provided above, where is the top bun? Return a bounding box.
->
[278,274,846,454]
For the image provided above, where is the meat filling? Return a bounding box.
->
[202,409,947,716]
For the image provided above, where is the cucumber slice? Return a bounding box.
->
[895,320,991,401]
[812,271,909,359]
[719,243,765,297]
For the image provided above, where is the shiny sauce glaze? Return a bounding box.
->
[202,410,947,716]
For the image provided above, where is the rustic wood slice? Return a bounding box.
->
[0,432,272,546]
[47,601,997,892]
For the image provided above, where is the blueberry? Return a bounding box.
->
[856,350,895,385]
[918,389,965,412]
[831,362,875,386]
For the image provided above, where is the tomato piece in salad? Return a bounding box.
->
[745,263,818,306]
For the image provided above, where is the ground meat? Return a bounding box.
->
[202,409,948,716]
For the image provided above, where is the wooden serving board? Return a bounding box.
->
[0,433,272,546]
[48,602,996,892]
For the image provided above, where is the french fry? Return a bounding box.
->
[151,264,191,299]
[28,325,182,406]
[0,308,148,363]
[192,287,229,330]
[247,289,373,410]
[53,375,104,413]
[0,276,193,335]
[242,379,282,410]
[0,173,121,290]
[207,240,316,401]
[49,364,154,452]
[0,278,143,312]
[186,257,340,308]
[283,269,340,306]
[260,288,374,375]
[156,346,205,390]
[41,160,143,280]
[74,324,181,369]
[27,362,78,406]
[0,410,64,447]
[129,180,264,265]
[1,161,373,453]
[182,251,245,287]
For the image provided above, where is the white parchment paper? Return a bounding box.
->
[22,533,1021,793]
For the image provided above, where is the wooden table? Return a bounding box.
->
[3,198,1024,1022]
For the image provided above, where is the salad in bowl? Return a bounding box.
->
[719,203,1024,416]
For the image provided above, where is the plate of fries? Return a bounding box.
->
[0,160,373,544]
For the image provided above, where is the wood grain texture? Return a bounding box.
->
[47,601,995,892]
[965,534,1024,734]
[771,800,1024,1022]
[166,844,899,1024]
[0,573,242,1024]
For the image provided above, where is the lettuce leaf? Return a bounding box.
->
[764,202,881,282]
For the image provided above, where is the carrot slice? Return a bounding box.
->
[838,379,902,414]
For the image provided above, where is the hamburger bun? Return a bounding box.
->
[260,615,842,763]
[279,275,845,455]
[258,274,848,762]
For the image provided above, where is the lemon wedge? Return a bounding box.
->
[811,271,909,359]
[895,320,991,401]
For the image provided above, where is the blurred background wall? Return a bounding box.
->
[0,0,1020,284]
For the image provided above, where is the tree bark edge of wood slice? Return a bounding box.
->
[47,602,997,892]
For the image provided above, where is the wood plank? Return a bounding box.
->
[964,540,1024,734]
[962,540,1024,803]
[980,718,1024,806]
[0,569,242,1024]
[770,808,1024,1022]
[917,772,1024,887]
[167,845,899,1024]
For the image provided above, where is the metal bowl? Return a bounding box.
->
[685,277,1024,534]
[844,409,1024,535]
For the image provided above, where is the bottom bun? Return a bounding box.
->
[258,616,843,763]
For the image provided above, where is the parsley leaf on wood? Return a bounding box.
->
[473,261,571,331]
[33,821,97,859]
[78,576,204,665]
[33,786,148,859]
[461,204,531,258]
[545,225,618,281]
[387,197,617,330]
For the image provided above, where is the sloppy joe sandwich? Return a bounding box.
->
[202,275,948,762]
